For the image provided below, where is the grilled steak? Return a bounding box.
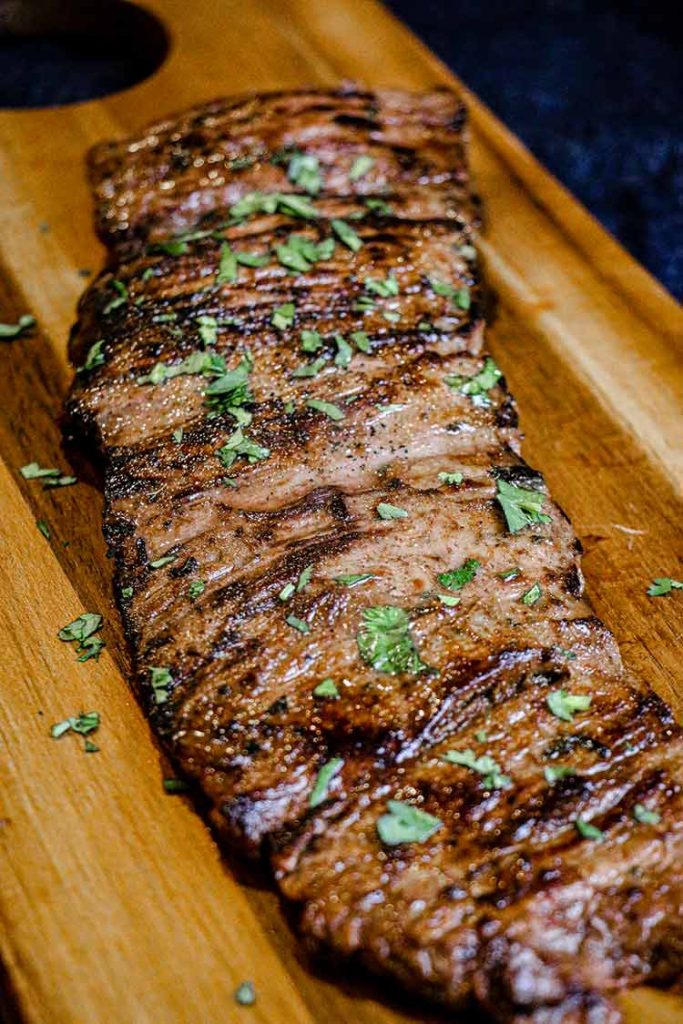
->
[66,86,683,1022]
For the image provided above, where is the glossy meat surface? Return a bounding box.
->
[67,87,683,1023]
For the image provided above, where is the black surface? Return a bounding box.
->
[386,0,682,297]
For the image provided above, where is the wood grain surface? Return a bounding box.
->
[0,2,681,1022]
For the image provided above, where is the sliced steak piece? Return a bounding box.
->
[65,86,683,1023]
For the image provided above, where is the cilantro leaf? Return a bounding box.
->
[438,558,479,591]
[376,799,442,846]
[313,678,339,698]
[306,398,345,421]
[234,982,256,1006]
[0,314,35,339]
[291,355,328,378]
[496,478,551,533]
[364,275,399,298]
[229,191,318,220]
[300,329,323,352]
[58,613,105,662]
[349,155,375,181]
[331,218,362,252]
[546,689,592,723]
[521,582,543,605]
[103,279,129,315]
[309,757,344,807]
[543,765,577,784]
[272,302,295,330]
[575,817,604,842]
[150,666,173,704]
[438,471,464,485]
[333,573,375,587]
[445,357,502,405]
[441,748,511,789]
[376,502,409,520]
[357,605,427,675]
[429,278,470,309]
[647,577,683,597]
[77,339,105,374]
[188,579,206,600]
[217,428,270,470]
[288,152,323,195]
[633,803,661,824]
[286,614,310,634]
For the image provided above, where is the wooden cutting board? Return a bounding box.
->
[0,2,681,1022]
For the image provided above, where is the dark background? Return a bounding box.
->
[0,0,680,297]
[385,0,682,297]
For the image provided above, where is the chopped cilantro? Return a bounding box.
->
[188,579,206,600]
[154,239,189,256]
[438,471,464,485]
[300,329,323,352]
[429,277,470,310]
[77,339,105,374]
[276,234,335,273]
[546,689,592,723]
[498,567,521,581]
[496,479,551,533]
[350,330,371,352]
[309,756,344,807]
[445,357,502,405]
[633,803,661,824]
[364,275,399,298]
[58,613,105,662]
[230,191,318,220]
[287,151,323,195]
[331,218,362,252]
[376,799,442,846]
[103,279,129,315]
[172,427,184,443]
[163,779,190,794]
[441,748,511,789]
[0,314,35,339]
[137,350,227,386]
[334,334,353,368]
[217,428,270,470]
[121,587,133,599]
[306,398,345,421]
[150,666,173,704]
[291,355,327,378]
[364,197,392,216]
[544,765,577,784]
[149,553,176,569]
[313,678,339,698]
[51,711,100,752]
[216,242,238,284]
[296,564,314,591]
[376,502,408,520]
[278,582,295,602]
[575,817,603,842]
[438,593,461,607]
[382,310,401,323]
[647,577,683,596]
[334,573,375,587]
[234,981,256,1006]
[438,559,480,591]
[36,519,51,540]
[286,614,310,634]
[271,302,295,330]
[357,605,426,675]
[521,582,543,605]
[197,314,218,346]
[349,154,375,180]
[205,354,254,420]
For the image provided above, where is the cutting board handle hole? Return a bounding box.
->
[0,0,169,108]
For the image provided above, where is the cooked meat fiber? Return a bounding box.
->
[66,87,683,1022]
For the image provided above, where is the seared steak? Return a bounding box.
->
[66,86,683,1022]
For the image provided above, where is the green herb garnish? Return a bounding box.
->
[438,593,460,607]
[188,579,206,600]
[438,558,480,591]
[150,666,173,704]
[647,577,683,596]
[288,151,323,195]
[103,279,129,314]
[313,678,339,698]
[364,274,399,298]
[306,398,345,421]
[445,357,502,405]
[58,613,105,662]
[334,573,375,587]
[376,799,442,846]
[442,748,511,789]
[575,817,603,842]
[234,981,256,1006]
[291,355,328,378]
[36,519,51,540]
[543,765,577,784]
[286,614,310,634]
[163,778,191,794]
[521,582,542,605]
[349,155,375,181]
[276,234,335,273]
[149,554,176,569]
[376,502,408,520]
[271,302,295,330]
[51,711,100,752]
[77,339,105,374]
[217,428,270,470]
[20,462,76,488]
[546,689,592,723]
[331,218,362,252]
[496,479,551,533]
[364,197,392,216]
[0,314,35,339]
[438,471,464,486]
[309,757,344,807]
[633,803,661,824]
[357,605,426,675]
[429,278,470,310]
[300,329,323,352]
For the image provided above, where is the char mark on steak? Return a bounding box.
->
[66,86,683,1023]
